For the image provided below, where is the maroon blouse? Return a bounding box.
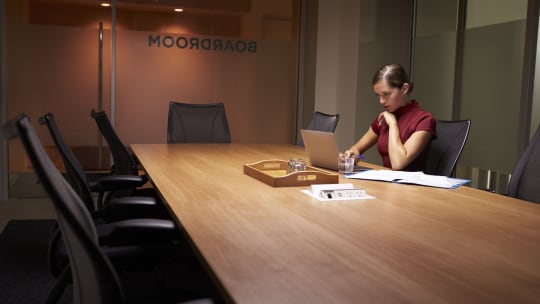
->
[370,100,437,171]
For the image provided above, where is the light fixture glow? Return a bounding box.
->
[174,8,184,12]
[100,3,111,7]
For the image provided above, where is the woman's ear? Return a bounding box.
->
[401,83,410,95]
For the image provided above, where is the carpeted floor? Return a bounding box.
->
[0,219,58,304]
[0,219,226,303]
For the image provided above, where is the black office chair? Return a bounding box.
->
[90,109,159,198]
[298,111,340,147]
[507,124,540,203]
[3,114,215,304]
[167,101,231,143]
[425,119,471,177]
[90,109,142,176]
[38,112,175,288]
[39,112,164,217]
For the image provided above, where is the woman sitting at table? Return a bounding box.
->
[344,63,437,171]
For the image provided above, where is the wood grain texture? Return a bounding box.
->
[132,144,540,304]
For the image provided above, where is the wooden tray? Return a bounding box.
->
[244,159,339,187]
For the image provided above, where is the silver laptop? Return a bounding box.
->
[300,129,340,171]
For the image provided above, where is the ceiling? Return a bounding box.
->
[29,0,252,15]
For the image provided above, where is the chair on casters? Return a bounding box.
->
[298,111,340,147]
[3,114,215,304]
[38,112,178,300]
[507,124,540,204]
[38,112,165,219]
[167,101,231,143]
[425,119,471,177]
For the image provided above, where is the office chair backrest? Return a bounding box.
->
[167,101,231,143]
[3,114,124,304]
[91,109,139,176]
[425,119,471,177]
[299,111,340,147]
[507,124,540,203]
[39,113,96,212]
[307,111,340,132]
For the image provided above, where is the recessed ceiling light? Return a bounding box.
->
[100,3,111,7]
[174,8,184,12]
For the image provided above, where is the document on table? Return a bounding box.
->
[345,170,470,189]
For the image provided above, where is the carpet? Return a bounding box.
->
[0,219,57,304]
[0,219,225,303]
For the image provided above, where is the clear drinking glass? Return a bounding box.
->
[288,158,306,173]
[338,153,355,174]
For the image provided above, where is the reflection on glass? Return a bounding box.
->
[5,0,301,198]
[460,0,527,173]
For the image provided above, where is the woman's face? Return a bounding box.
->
[373,80,409,113]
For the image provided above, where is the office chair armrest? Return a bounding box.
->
[103,196,169,221]
[92,174,147,192]
[102,219,180,246]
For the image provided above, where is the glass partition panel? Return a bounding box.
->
[459,0,527,178]
[4,0,301,198]
[532,11,540,138]
[5,0,111,198]
[412,0,459,121]
[412,0,533,193]
[114,0,300,145]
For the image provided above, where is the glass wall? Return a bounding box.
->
[412,0,459,121]
[3,0,301,198]
[413,0,531,192]
[113,0,300,145]
[532,7,540,138]
[4,0,113,198]
[459,0,527,191]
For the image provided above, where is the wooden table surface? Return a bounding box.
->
[132,143,540,304]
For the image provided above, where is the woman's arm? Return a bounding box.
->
[381,111,432,170]
[345,127,378,158]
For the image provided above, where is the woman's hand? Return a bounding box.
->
[378,111,397,127]
[343,148,358,159]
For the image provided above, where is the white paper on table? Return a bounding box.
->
[345,170,470,189]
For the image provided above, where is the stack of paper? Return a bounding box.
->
[345,170,470,189]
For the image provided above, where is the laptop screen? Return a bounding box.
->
[300,129,340,171]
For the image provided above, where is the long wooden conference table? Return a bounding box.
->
[131,143,540,303]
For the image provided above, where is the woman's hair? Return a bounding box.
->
[372,63,414,93]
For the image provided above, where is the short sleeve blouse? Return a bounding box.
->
[370,100,436,171]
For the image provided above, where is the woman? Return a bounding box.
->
[344,63,436,171]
